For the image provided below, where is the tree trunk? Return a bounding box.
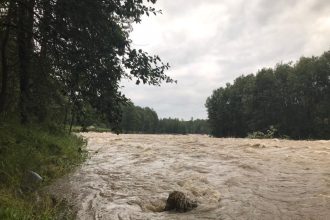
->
[35,0,52,123]
[0,26,9,114]
[0,1,14,114]
[69,109,75,134]
[17,0,35,124]
[63,105,68,129]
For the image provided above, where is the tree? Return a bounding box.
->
[206,51,330,139]
[120,103,209,134]
[0,0,173,130]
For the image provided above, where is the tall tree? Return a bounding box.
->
[16,0,35,123]
[206,51,330,139]
[0,0,173,129]
[0,0,15,114]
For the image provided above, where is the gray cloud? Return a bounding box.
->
[121,0,330,120]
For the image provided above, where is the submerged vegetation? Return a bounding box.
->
[206,51,330,139]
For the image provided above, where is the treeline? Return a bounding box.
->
[206,51,330,139]
[0,0,172,131]
[120,103,210,134]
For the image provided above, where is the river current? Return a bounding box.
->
[49,133,330,220]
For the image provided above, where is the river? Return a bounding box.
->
[49,133,330,220]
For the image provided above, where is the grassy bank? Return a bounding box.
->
[0,122,87,219]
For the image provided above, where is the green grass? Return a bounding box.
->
[0,122,87,219]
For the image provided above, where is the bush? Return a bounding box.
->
[247,125,278,139]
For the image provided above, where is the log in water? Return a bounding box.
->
[49,133,330,220]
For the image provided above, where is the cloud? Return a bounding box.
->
[121,0,330,120]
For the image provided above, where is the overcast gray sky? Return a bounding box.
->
[121,0,330,120]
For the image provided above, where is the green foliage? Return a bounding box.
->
[0,122,86,219]
[121,103,159,133]
[157,118,210,134]
[206,51,330,139]
[0,0,172,131]
[120,103,210,134]
[247,125,279,139]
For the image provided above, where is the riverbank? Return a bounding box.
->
[0,122,87,219]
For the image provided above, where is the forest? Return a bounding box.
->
[206,51,330,139]
[120,103,210,134]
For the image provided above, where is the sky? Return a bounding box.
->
[121,0,330,120]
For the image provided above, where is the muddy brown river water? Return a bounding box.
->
[50,133,330,220]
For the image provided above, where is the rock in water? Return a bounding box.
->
[21,170,43,193]
[164,191,198,212]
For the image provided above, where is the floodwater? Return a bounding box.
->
[50,133,330,220]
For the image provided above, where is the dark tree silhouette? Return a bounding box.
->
[0,0,173,131]
[206,51,330,139]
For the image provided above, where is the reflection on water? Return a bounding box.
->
[50,133,330,220]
